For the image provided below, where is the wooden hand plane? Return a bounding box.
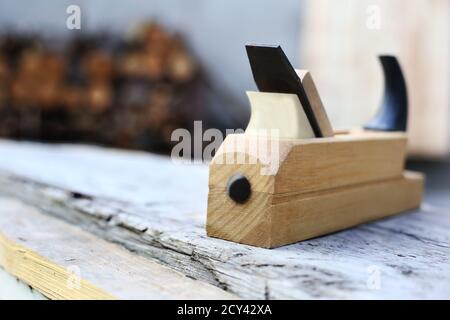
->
[206,45,424,248]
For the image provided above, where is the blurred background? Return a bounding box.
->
[0,0,448,158]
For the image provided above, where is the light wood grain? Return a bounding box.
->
[210,130,408,194]
[270,171,423,247]
[245,91,316,139]
[0,197,235,300]
[0,140,448,299]
[296,69,334,137]
[208,172,423,248]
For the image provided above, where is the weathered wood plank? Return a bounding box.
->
[0,197,235,300]
[0,140,449,299]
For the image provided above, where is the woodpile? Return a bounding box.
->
[0,23,214,152]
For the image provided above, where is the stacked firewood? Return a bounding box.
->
[0,23,213,152]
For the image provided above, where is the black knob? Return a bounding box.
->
[227,174,251,204]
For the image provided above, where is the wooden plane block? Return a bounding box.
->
[209,130,407,195]
[0,197,236,300]
[207,171,424,248]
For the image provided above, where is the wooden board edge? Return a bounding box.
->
[0,233,115,300]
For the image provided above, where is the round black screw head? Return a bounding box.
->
[227,174,251,204]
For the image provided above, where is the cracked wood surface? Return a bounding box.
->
[0,197,235,300]
[0,139,449,299]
